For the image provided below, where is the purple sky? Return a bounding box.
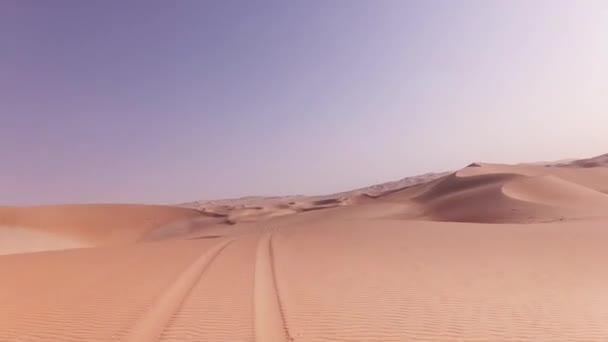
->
[1,1,607,205]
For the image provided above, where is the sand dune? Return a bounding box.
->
[560,153,608,168]
[0,204,202,247]
[367,163,608,223]
[2,153,608,341]
[409,172,557,223]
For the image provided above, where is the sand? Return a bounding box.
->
[1,154,608,341]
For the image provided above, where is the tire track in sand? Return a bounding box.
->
[122,238,233,342]
[255,229,292,342]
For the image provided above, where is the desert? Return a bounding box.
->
[2,155,608,341]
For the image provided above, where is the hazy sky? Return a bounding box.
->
[1,0,607,205]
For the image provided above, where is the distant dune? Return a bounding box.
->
[562,153,608,168]
[2,153,608,341]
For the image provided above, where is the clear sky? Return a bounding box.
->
[1,0,607,205]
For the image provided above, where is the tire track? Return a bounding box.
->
[121,238,233,342]
[255,229,292,342]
